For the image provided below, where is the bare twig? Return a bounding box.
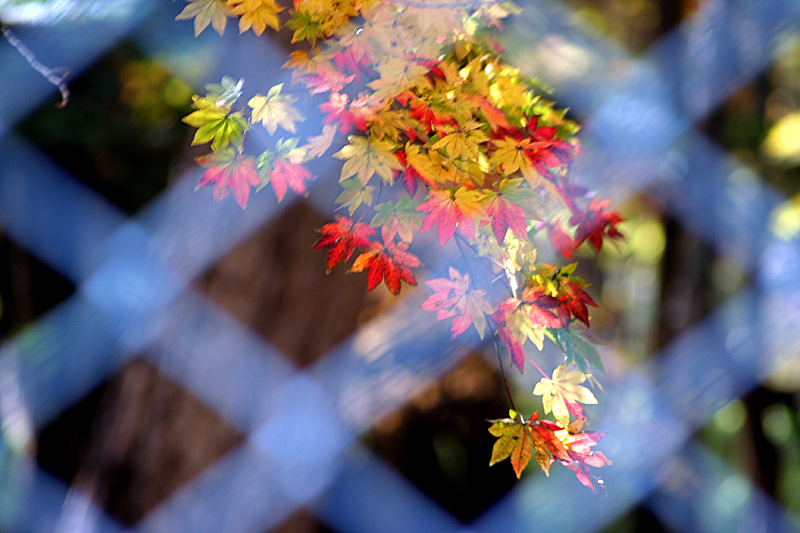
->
[2,25,69,108]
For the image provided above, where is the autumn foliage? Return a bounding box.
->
[177,0,622,489]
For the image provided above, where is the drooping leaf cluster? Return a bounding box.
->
[177,0,623,488]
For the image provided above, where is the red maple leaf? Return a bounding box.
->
[196,150,261,209]
[481,180,531,243]
[350,238,420,295]
[395,149,434,196]
[521,116,575,178]
[492,297,527,372]
[559,278,597,327]
[547,222,578,259]
[304,65,354,94]
[421,267,494,338]
[408,96,456,135]
[418,188,484,246]
[558,424,612,492]
[330,43,371,81]
[270,158,312,201]
[573,198,624,253]
[312,216,375,271]
[320,92,366,134]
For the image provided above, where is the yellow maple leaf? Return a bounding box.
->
[490,137,529,175]
[431,121,488,160]
[248,84,305,135]
[520,160,568,209]
[227,0,282,35]
[532,364,597,426]
[334,135,402,185]
[176,0,231,36]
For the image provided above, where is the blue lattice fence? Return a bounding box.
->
[1,0,800,531]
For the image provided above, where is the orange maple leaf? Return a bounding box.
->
[350,239,420,294]
[312,216,375,271]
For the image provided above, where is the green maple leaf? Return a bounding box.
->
[336,179,375,215]
[183,96,248,151]
[334,135,403,186]
[556,328,605,373]
[175,0,230,36]
[286,11,325,44]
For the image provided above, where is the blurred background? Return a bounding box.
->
[1,0,800,531]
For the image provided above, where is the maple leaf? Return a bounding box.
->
[286,10,325,44]
[481,178,533,243]
[176,0,231,36]
[488,411,533,478]
[336,179,374,215]
[474,95,509,131]
[559,277,597,327]
[195,149,261,208]
[334,135,403,186]
[490,135,530,175]
[312,216,375,271]
[547,222,578,258]
[403,144,439,188]
[557,426,612,492]
[491,297,546,372]
[204,76,243,107]
[368,57,431,101]
[183,96,248,151]
[227,0,282,35]
[350,239,420,295]
[332,30,374,80]
[556,327,605,373]
[249,84,305,135]
[431,121,488,161]
[370,197,423,244]
[533,364,597,426]
[320,93,360,133]
[421,267,494,338]
[408,96,457,135]
[526,299,563,329]
[394,149,429,196]
[528,415,572,475]
[268,158,312,201]
[418,187,485,245]
[300,124,337,159]
[304,64,355,95]
[488,410,577,479]
[573,198,624,253]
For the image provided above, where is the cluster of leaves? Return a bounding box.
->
[489,408,611,491]
[177,0,622,489]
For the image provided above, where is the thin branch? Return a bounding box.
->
[2,26,69,108]
[490,330,517,412]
